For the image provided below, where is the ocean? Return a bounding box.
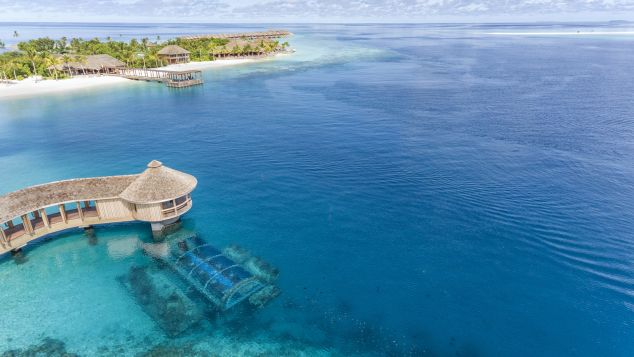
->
[0,22,633,356]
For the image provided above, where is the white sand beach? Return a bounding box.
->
[0,75,132,100]
[158,58,258,71]
[0,56,285,100]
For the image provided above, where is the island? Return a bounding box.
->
[0,30,292,96]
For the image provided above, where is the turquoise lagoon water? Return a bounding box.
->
[1,23,634,356]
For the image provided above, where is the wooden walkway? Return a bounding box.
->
[0,161,197,255]
[111,67,203,88]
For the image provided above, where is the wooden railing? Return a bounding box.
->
[166,79,203,88]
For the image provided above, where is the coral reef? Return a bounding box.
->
[1,337,79,357]
[224,245,279,283]
[120,266,203,337]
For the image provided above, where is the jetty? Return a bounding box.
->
[50,51,203,88]
[112,67,203,88]
[179,30,291,41]
[0,160,197,255]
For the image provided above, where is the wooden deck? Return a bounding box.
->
[0,214,131,255]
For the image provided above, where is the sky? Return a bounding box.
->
[0,0,633,22]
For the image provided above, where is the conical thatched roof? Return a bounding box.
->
[157,45,190,56]
[119,161,197,204]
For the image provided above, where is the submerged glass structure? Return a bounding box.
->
[171,235,266,310]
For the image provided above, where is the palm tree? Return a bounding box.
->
[70,38,81,53]
[23,45,39,78]
[40,51,54,78]
[243,44,253,56]
[62,54,72,77]
[77,55,88,75]
[57,37,68,53]
[3,60,20,80]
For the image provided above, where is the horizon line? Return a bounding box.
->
[0,19,632,25]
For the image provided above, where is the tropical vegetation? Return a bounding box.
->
[0,36,289,81]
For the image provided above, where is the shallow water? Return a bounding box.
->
[1,22,634,356]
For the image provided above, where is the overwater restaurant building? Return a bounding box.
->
[0,161,197,255]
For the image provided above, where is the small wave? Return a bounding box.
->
[486,31,634,36]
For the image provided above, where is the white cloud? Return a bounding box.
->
[1,0,634,21]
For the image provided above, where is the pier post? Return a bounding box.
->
[150,217,181,241]
[83,226,97,245]
[40,209,50,228]
[11,248,27,265]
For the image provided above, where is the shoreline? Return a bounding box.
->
[0,55,286,100]
[157,58,259,71]
[0,76,133,100]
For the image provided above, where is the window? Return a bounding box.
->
[175,195,188,206]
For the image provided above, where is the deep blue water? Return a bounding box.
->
[1,23,634,356]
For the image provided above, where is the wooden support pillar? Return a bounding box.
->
[40,209,50,228]
[95,200,101,219]
[59,204,67,223]
[22,215,33,234]
[77,202,84,221]
[0,225,7,244]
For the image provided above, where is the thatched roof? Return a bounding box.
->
[0,161,197,223]
[52,54,125,71]
[157,45,190,56]
[119,160,197,204]
[213,40,268,54]
[84,54,125,69]
[0,175,137,223]
[224,40,249,51]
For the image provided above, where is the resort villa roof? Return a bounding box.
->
[225,39,249,50]
[157,45,190,56]
[52,54,125,71]
[82,54,126,69]
[119,160,198,204]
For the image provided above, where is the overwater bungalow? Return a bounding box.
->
[157,45,191,64]
[0,160,197,255]
[50,54,125,76]
[211,40,276,60]
[180,30,291,41]
[111,67,203,87]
